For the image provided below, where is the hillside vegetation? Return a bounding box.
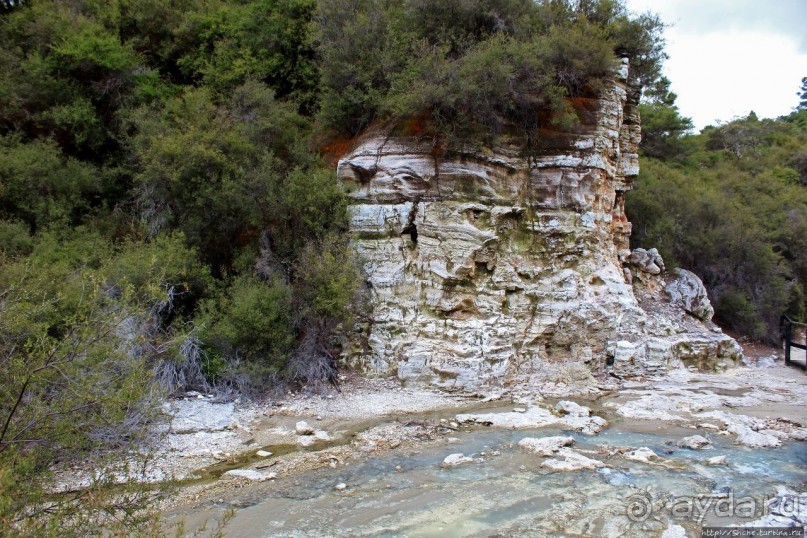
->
[628,99,807,340]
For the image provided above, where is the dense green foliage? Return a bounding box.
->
[317,0,664,145]
[0,0,666,532]
[0,0,362,392]
[0,231,206,535]
[628,107,807,340]
[0,0,355,532]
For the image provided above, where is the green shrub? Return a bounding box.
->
[103,232,213,311]
[0,136,99,230]
[0,235,165,536]
[200,276,294,381]
[271,166,350,257]
[176,0,318,106]
[294,234,365,323]
[0,219,34,258]
[52,24,143,75]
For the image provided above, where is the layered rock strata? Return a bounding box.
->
[338,60,741,391]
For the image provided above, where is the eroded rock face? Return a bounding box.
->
[338,60,740,391]
[665,268,714,321]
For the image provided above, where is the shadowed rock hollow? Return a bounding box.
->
[337,60,741,391]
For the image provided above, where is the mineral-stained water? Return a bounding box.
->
[168,419,807,537]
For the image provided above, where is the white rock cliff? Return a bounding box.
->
[337,60,741,391]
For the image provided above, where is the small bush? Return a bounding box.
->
[0,136,99,231]
[288,235,367,386]
[199,276,294,388]
[0,219,34,258]
[103,232,213,315]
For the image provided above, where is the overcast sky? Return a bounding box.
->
[625,0,807,130]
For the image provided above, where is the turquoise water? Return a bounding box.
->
[172,423,807,537]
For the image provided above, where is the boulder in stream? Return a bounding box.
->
[675,435,711,450]
[296,421,315,435]
[441,453,479,468]
[624,447,659,464]
[555,401,590,417]
[222,469,275,481]
[518,436,575,456]
[541,449,604,471]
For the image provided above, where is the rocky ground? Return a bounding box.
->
[148,343,807,536]
[152,372,473,484]
[40,334,800,534]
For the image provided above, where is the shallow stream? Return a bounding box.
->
[168,410,807,537]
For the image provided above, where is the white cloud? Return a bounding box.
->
[626,0,807,130]
[632,0,807,51]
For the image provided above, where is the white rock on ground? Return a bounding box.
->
[754,354,778,368]
[441,453,479,468]
[731,428,782,448]
[457,407,557,428]
[661,524,688,538]
[624,447,659,464]
[518,436,575,456]
[222,469,275,481]
[297,430,331,447]
[456,405,606,434]
[541,449,605,471]
[168,400,236,434]
[296,421,315,435]
[555,400,590,417]
[697,411,783,448]
[676,435,712,450]
[282,381,465,420]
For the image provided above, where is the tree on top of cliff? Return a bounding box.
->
[638,76,693,159]
[315,0,666,143]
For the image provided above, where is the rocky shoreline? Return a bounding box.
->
[46,340,803,533]
[145,346,807,535]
